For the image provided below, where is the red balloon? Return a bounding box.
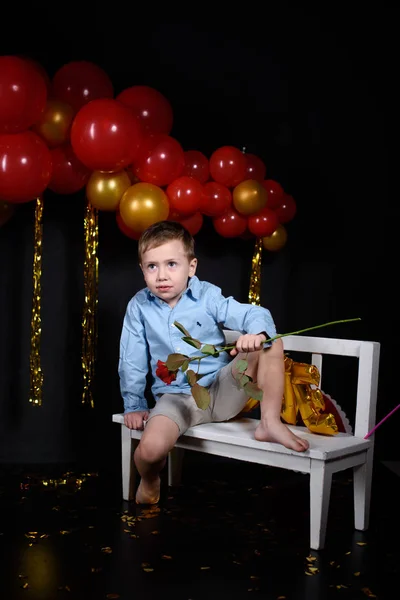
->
[116,85,173,135]
[134,134,185,187]
[0,131,52,203]
[248,207,279,237]
[209,146,247,187]
[262,179,284,209]
[0,55,47,133]
[275,193,297,223]
[168,210,203,236]
[48,144,91,194]
[116,212,141,240]
[213,208,247,238]
[201,181,232,217]
[70,98,142,171]
[17,56,52,95]
[52,60,114,112]
[244,153,266,181]
[183,150,209,183]
[166,176,203,215]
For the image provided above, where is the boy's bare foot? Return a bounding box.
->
[255,420,309,452]
[135,477,161,504]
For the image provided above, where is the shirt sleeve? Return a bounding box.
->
[118,298,150,413]
[208,286,277,346]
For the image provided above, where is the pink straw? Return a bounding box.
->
[364,403,400,439]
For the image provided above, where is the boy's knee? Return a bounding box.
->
[137,436,168,464]
[268,338,284,357]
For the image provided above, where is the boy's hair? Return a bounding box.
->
[138,221,196,263]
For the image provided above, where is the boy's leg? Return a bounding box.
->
[212,341,309,452]
[134,392,211,504]
[249,339,309,451]
[134,415,180,504]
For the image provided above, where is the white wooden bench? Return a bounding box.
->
[112,332,380,550]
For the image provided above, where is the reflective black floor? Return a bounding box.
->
[0,455,398,599]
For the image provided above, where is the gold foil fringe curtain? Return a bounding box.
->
[81,199,99,408]
[29,197,44,406]
[248,237,263,305]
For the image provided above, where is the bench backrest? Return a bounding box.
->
[223,331,381,440]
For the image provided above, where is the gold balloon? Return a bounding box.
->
[0,200,15,227]
[32,99,75,147]
[86,170,131,211]
[233,179,267,215]
[119,182,170,234]
[262,224,287,251]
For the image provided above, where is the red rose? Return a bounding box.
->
[156,360,177,385]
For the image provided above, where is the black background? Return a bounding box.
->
[0,5,395,467]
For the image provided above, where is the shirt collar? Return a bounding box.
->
[186,275,200,300]
[146,275,200,302]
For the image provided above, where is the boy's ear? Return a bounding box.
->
[189,257,198,276]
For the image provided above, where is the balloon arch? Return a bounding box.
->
[0,56,297,407]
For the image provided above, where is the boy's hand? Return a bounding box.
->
[230,333,267,356]
[124,410,149,430]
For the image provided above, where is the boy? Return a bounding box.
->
[119,221,309,504]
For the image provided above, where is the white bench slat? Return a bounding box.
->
[283,334,365,357]
[112,414,371,461]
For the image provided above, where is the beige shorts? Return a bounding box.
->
[147,354,249,434]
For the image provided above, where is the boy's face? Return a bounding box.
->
[140,239,197,308]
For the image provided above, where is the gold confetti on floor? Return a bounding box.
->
[362,587,377,598]
[306,555,317,562]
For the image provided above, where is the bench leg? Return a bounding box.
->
[309,460,333,550]
[353,449,373,531]
[168,447,185,486]
[121,426,139,501]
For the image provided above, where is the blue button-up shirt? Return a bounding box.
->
[118,276,277,413]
